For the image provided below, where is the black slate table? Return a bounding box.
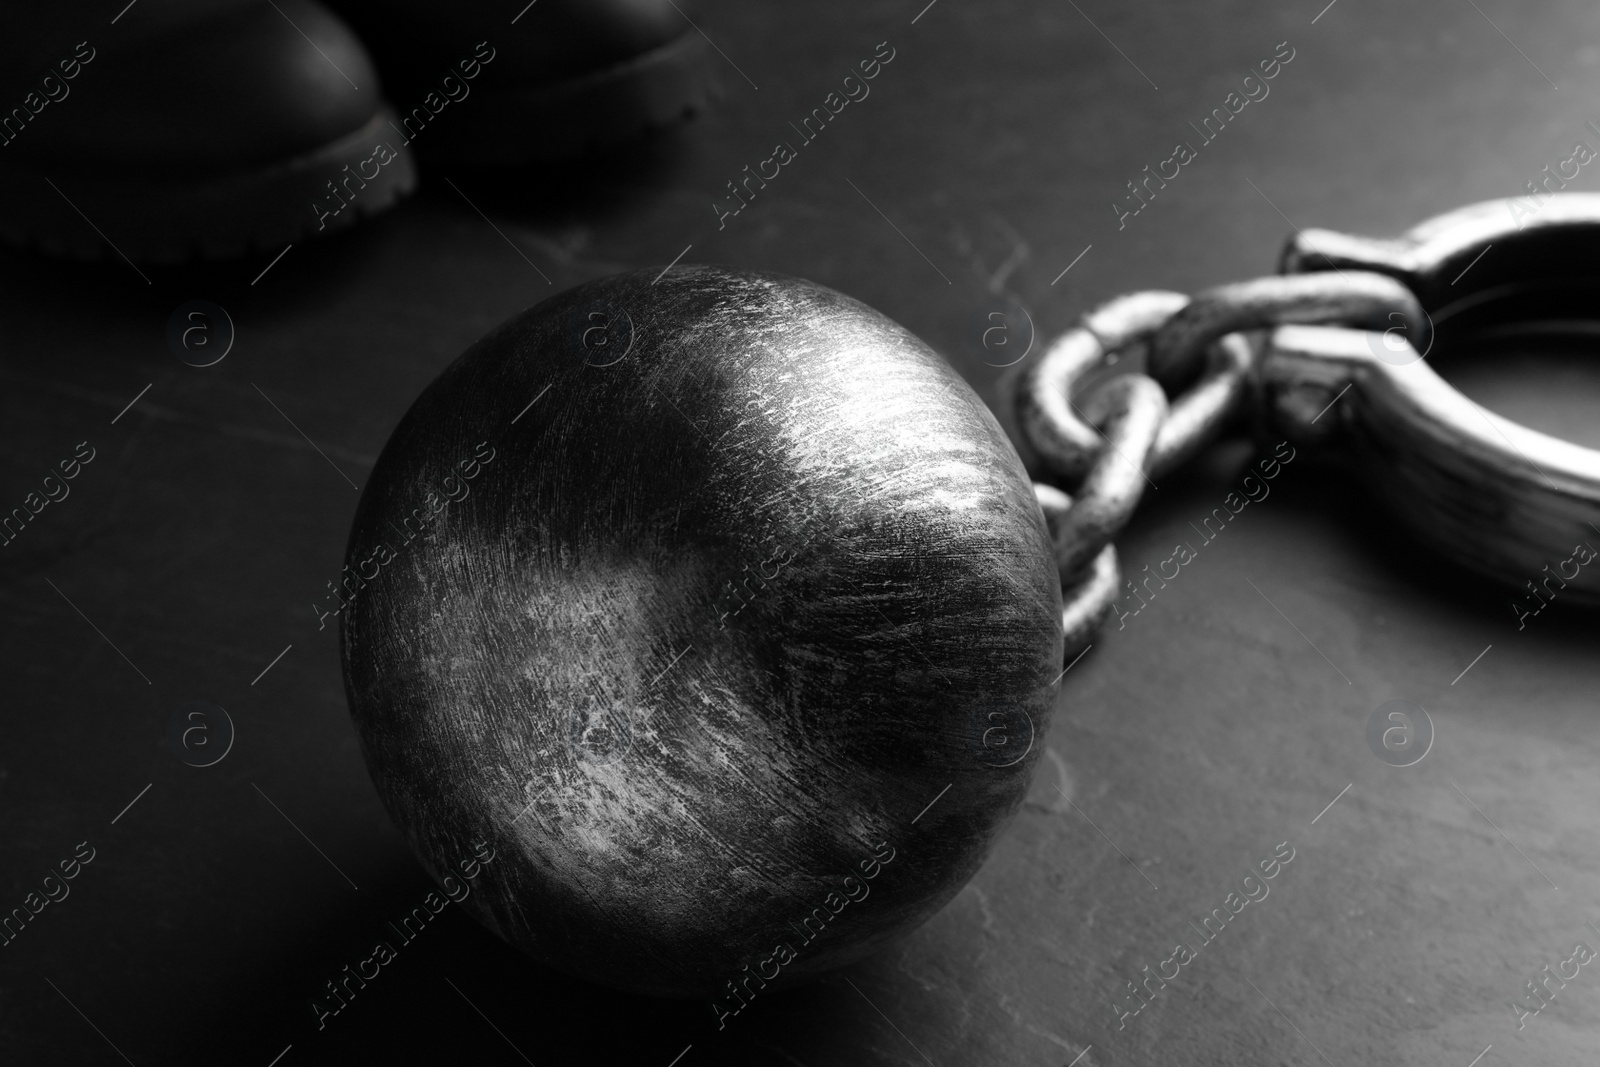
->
[3,1,1599,1064]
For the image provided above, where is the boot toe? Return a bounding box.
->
[0,1,416,262]
[19,0,381,175]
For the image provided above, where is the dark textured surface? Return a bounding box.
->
[2,1,1599,1065]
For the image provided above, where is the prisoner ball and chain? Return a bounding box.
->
[1006,193,1600,659]
[328,200,1600,1004]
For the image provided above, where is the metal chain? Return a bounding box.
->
[1006,269,1428,660]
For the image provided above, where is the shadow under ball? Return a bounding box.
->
[340,266,1064,998]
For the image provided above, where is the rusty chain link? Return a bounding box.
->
[1003,270,1431,660]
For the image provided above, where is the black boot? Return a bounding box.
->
[0,0,417,263]
[323,0,718,165]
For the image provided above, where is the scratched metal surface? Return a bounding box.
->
[1,1,1598,1065]
[340,266,1063,999]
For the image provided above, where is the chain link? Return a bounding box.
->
[1144,271,1429,392]
[1011,292,1255,486]
[1009,269,1429,661]
[1032,485,1120,658]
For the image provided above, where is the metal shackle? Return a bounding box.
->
[1005,192,1600,653]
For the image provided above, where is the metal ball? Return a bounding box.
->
[341,265,1063,998]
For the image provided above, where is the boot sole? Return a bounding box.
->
[407,31,719,166]
[0,107,418,265]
